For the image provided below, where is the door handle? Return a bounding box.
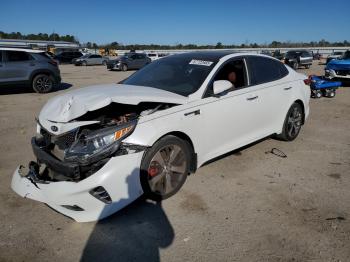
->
[246,96,258,101]
[184,109,200,116]
[284,86,292,90]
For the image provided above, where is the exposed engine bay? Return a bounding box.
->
[29,102,176,183]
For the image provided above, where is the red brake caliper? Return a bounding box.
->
[148,162,159,177]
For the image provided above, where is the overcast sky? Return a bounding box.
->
[1,0,349,45]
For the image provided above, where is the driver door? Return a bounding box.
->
[182,58,266,164]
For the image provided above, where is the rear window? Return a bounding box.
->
[247,56,288,85]
[6,51,33,62]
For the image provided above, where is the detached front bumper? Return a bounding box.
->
[11,151,145,222]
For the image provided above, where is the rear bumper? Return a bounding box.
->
[11,151,145,222]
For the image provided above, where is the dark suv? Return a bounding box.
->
[0,48,61,93]
[284,50,313,69]
[107,52,151,71]
[54,51,83,64]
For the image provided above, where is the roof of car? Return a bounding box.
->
[171,51,238,61]
[0,47,45,53]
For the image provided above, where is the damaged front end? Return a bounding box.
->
[11,100,177,222]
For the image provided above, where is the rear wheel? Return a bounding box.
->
[315,90,322,98]
[32,74,54,93]
[277,103,303,141]
[140,135,192,201]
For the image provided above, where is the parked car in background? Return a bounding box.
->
[0,48,61,93]
[272,50,285,61]
[107,52,151,71]
[284,50,313,69]
[261,50,273,56]
[147,52,160,61]
[325,50,350,81]
[11,51,310,222]
[54,51,83,64]
[326,51,345,64]
[74,54,109,66]
[312,52,322,60]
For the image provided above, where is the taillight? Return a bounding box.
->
[48,60,58,66]
[304,76,311,86]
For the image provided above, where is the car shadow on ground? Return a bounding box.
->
[80,169,174,262]
[0,82,73,95]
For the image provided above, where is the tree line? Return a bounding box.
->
[0,31,78,43]
[88,40,350,50]
[0,31,349,49]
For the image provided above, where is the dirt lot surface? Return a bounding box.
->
[0,61,349,262]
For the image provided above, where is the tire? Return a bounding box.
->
[140,135,192,201]
[276,102,304,141]
[315,90,322,98]
[326,89,336,98]
[32,74,54,93]
[293,62,299,70]
[305,64,310,69]
[82,61,87,66]
[102,60,107,66]
[121,64,128,71]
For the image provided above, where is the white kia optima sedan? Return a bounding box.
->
[11,51,310,222]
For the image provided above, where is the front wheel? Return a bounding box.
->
[32,74,54,93]
[140,135,192,201]
[293,62,299,70]
[121,64,128,71]
[276,102,303,141]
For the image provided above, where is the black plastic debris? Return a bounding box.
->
[265,148,287,158]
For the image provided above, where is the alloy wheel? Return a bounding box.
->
[147,144,187,196]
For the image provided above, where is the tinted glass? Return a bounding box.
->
[123,54,217,96]
[96,55,102,58]
[6,51,32,62]
[0,51,2,62]
[247,56,288,85]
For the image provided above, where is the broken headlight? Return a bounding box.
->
[64,122,136,164]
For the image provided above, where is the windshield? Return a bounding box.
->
[342,51,350,59]
[123,54,217,96]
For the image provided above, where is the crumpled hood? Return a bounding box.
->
[326,59,350,70]
[39,83,187,123]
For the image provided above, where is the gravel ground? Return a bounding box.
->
[0,61,349,262]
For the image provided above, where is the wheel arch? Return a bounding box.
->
[149,131,197,173]
[294,99,305,124]
[30,69,54,84]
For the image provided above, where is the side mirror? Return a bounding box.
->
[213,80,233,95]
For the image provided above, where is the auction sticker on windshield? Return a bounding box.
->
[189,59,214,66]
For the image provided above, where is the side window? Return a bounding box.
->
[130,54,137,60]
[0,51,2,62]
[6,51,33,62]
[90,55,96,58]
[205,58,247,97]
[247,56,287,85]
[96,55,102,58]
